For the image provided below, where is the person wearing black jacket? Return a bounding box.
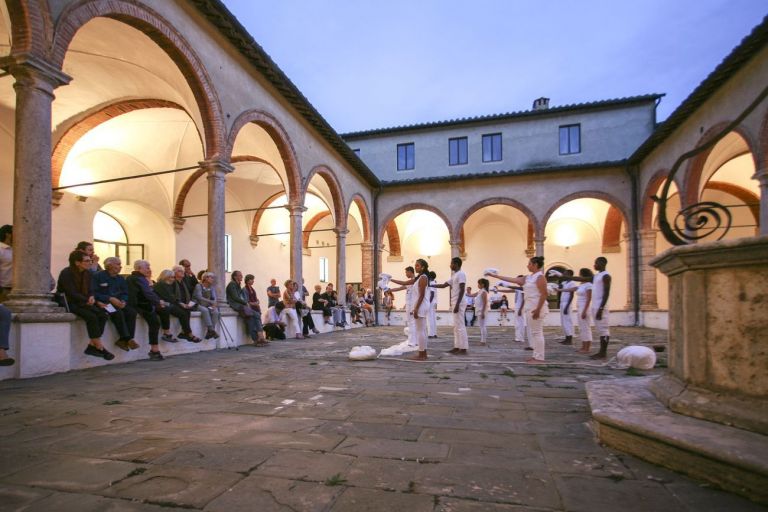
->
[57,250,113,360]
[93,256,138,352]
[125,259,167,360]
[154,269,200,343]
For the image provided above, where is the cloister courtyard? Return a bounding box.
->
[0,325,762,511]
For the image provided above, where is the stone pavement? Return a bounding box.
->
[0,326,764,511]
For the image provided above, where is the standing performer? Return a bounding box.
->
[392,260,430,360]
[427,271,438,338]
[487,257,548,363]
[475,278,490,345]
[590,257,611,359]
[436,257,468,355]
[558,269,575,345]
[560,268,594,353]
[389,266,416,346]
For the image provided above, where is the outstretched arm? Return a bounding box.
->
[485,272,525,286]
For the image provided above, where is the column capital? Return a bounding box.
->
[751,167,768,180]
[199,159,234,175]
[249,235,260,247]
[1,53,71,91]
[448,239,461,247]
[359,241,373,248]
[533,236,547,243]
[333,228,350,237]
[285,204,308,215]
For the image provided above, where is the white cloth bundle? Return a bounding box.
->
[378,273,392,290]
[483,268,499,276]
[547,269,563,277]
[348,345,377,361]
[497,281,511,288]
[616,346,657,370]
[546,282,559,295]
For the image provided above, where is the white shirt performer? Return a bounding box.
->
[427,274,438,338]
[558,271,576,345]
[559,267,594,354]
[389,266,417,347]
[487,256,549,364]
[437,257,468,354]
[590,256,612,359]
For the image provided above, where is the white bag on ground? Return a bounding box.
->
[616,346,656,370]
[379,340,419,356]
[349,345,377,360]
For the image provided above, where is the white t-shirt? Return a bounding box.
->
[559,280,574,308]
[449,270,467,308]
[0,242,11,288]
[264,306,284,324]
[592,271,610,309]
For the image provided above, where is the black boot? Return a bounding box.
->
[590,336,609,359]
[559,335,573,345]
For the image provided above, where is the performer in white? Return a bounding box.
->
[475,278,490,345]
[436,257,468,355]
[498,280,526,345]
[590,257,611,359]
[388,266,417,347]
[487,256,548,363]
[558,269,575,345]
[560,268,594,353]
[427,271,438,338]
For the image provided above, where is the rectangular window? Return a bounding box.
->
[449,137,468,166]
[319,257,329,283]
[224,233,232,273]
[397,143,415,171]
[482,133,502,162]
[559,124,581,154]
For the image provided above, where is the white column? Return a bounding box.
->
[3,55,71,312]
[534,236,546,258]
[201,159,233,302]
[449,238,461,259]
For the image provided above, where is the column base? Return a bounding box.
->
[4,293,67,315]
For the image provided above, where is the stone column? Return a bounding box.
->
[201,159,234,301]
[449,239,461,259]
[638,229,659,310]
[755,168,768,236]
[360,240,374,290]
[534,236,546,258]
[286,204,307,285]
[334,228,348,304]
[623,232,635,310]
[3,55,71,312]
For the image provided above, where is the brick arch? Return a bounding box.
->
[602,205,624,252]
[302,165,346,231]
[347,194,371,242]
[378,203,453,246]
[226,109,302,204]
[173,154,286,221]
[6,0,52,56]
[302,211,331,249]
[51,0,225,158]
[759,106,768,171]
[250,190,330,239]
[704,181,760,228]
[454,197,539,242]
[683,123,757,208]
[385,222,401,258]
[641,168,685,231]
[541,191,629,239]
[52,99,188,188]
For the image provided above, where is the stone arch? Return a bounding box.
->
[682,122,758,207]
[602,205,624,252]
[455,197,539,241]
[226,109,302,204]
[378,203,453,246]
[541,191,630,238]
[51,99,189,189]
[6,0,52,56]
[302,211,331,249]
[385,222,402,258]
[347,193,371,242]
[302,165,346,231]
[250,190,331,240]
[51,0,225,158]
[641,168,685,231]
[705,181,760,228]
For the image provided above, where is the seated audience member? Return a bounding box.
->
[0,224,12,303]
[464,286,476,326]
[321,283,347,327]
[93,256,138,352]
[179,259,199,294]
[489,287,503,310]
[193,271,221,340]
[243,274,267,344]
[263,301,287,340]
[154,269,201,343]
[293,280,319,337]
[266,278,281,308]
[57,250,113,360]
[358,290,373,326]
[348,290,363,324]
[281,279,303,339]
[312,284,332,324]
[0,303,14,366]
[75,241,102,272]
[126,259,166,360]
[227,271,260,344]
[382,289,395,325]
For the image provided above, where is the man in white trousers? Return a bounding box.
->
[437,257,468,355]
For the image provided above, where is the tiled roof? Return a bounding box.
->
[630,15,768,163]
[340,95,664,140]
[188,0,381,187]
[379,160,627,187]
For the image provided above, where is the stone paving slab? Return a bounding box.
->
[0,325,763,511]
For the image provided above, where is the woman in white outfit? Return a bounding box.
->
[427,271,438,338]
[393,260,430,360]
[487,256,548,363]
[475,278,490,345]
[560,268,593,353]
[281,280,303,339]
[389,266,417,346]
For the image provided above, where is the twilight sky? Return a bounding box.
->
[222,1,767,134]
